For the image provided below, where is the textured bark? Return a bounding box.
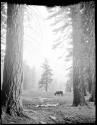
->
[46,83,48,92]
[89,84,95,102]
[1,4,24,116]
[46,74,48,92]
[89,73,95,103]
[73,66,86,106]
[81,79,87,96]
[87,68,92,94]
[72,4,86,106]
[83,84,87,96]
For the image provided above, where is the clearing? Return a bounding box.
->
[1,91,95,124]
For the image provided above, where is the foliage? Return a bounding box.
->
[47,6,73,91]
[1,2,7,64]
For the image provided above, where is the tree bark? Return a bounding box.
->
[87,67,92,94]
[89,72,95,104]
[82,79,87,96]
[73,63,86,106]
[72,4,86,106]
[89,83,95,102]
[46,73,48,92]
[1,4,24,116]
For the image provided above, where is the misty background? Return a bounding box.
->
[1,6,73,93]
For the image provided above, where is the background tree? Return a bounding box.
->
[1,4,24,116]
[39,58,53,92]
[65,81,72,92]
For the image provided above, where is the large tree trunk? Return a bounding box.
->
[82,79,87,96]
[89,83,95,103]
[72,4,86,106]
[1,4,24,116]
[73,63,86,106]
[88,3,95,105]
[87,67,92,94]
[89,71,95,104]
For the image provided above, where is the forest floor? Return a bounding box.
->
[1,91,96,124]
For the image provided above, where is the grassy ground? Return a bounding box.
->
[1,91,95,124]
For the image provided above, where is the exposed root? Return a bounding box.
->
[15,109,32,120]
[1,105,31,120]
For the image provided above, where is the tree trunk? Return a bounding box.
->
[73,64,86,106]
[45,77,48,92]
[88,78,92,94]
[45,71,48,92]
[82,81,87,96]
[89,83,95,102]
[83,85,87,96]
[46,84,48,92]
[87,68,92,94]
[89,72,95,104]
[1,4,24,116]
[72,4,86,106]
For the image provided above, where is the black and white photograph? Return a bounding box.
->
[1,1,95,124]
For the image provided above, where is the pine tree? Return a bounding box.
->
[39,59,53,92]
